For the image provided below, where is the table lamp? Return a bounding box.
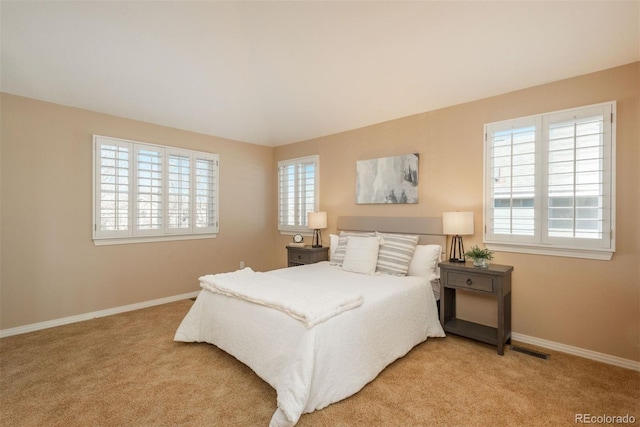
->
[308,211,327,248]
[442,211,474,262]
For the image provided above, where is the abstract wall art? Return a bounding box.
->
[356,153,419,204]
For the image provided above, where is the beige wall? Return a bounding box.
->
[274,62,640,362]
[1,93,276,329]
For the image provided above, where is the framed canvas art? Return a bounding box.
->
[356,153,419,204]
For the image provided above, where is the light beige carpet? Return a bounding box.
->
[1,300,638,426]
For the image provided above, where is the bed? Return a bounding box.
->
[174,216,446,426]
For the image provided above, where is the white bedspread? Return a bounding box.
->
[199,268,363,328]
[175,262,445,426]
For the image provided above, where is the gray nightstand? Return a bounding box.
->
[439,261,513,355]
[286,246,329,267]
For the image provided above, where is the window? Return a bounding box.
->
[484,102,615,260]
[278,155,319,233]
[94,135,218,244]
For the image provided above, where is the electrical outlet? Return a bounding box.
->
[240,261,245,269]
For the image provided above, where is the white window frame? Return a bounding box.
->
[483,102,616,260]
[277,155,319,234]
[93,135,219,245]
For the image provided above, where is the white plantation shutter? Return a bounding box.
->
[93,136,219,244]
[95,138,131,238]
[136,145,163,234]
[278,155,319,232]
[195,154,219,233]
[543,105,613,248]
[484,102,615,260]
[486,118,539,244]
[167,151,191,232]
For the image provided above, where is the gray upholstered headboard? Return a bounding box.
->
[336,216,446,248]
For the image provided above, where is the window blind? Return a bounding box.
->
[489,124,537,239]
[278,155,319,232]
[97,141,130,236]
[483,101,615,259]
[136,146,162,232]
[546,113,605,240]
[167,152,191,231]
[93,135,219,243]
[195,156,218,232]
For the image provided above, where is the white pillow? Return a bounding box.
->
[375,232,419,276]
[341,236,383,275]
[330,231,375,266]
[329,234,339,260]
[407,245,442,281]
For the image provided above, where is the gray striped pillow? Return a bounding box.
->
[375,232,419,276]
[330,231,375,266]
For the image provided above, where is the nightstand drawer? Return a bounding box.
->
[288,251,312,264]
[447,272,493,293]
[286,246,329,267]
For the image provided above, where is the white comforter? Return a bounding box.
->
[174,262,445,426]
[199,268,363,328]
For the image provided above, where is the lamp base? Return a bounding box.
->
[448,235,466,263]
[312,229,323,248]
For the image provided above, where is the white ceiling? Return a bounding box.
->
[2,1,638,146]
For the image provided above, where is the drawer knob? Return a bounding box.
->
[298,255,302,259]
[466,278,473,286]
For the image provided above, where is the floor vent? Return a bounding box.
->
[509,345,550,360]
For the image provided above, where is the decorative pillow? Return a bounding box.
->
[375,232,419,276]
[330,231,375,266]
[329,234,339,261]
[407,244,442,281]
[342,236,383,275]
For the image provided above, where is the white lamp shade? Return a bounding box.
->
[442,211,474,235]
[308,211,327,229]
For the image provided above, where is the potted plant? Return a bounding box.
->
[464,245,494,268]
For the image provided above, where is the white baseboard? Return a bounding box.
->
[0,291,200,339]
[511,332,640,372]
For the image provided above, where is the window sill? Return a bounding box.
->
[279,231,314,237]
[484,242,614,261]
[278,226,315,236]
[94,234,217,246]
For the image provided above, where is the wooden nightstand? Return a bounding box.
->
[439,261,513,355]
[286,246,329,267]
